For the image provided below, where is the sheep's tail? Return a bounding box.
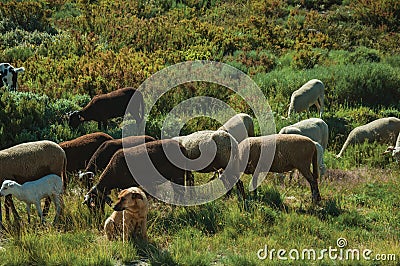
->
[312,147,319,180]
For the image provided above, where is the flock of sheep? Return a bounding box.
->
[1,72,400,241]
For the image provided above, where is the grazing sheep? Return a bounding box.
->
[0,174,63,224]
[83,140,191,213]
[238,134,321,203]
[384,132,400,162]
[59,132,113,173]
[218,113,255,143]
[173,130,245,199]
[337,117,400,158]
[68,87,144,130]
[0,140,67,223]
[84,135,156,174]
[79,135,155,190]
[0,63,25,91]
[288,79,324,118]
[279,118,328,150]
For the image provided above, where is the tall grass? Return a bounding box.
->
[1,168,399,265]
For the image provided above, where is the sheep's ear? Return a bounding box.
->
[78,114,84,121]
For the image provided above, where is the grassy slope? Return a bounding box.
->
[0,167,399,265]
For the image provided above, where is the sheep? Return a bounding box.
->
[384,132,400,162]
[83,139,191,213]
[80,135,156,189]
[59,132,114,173]
[238,134,321,203]
[173,130,245,199]
[336,117,400,158]
[0,63,25,91]
[0,140,67,224]
[0,174,63,224]
[218,113,255,143]
[279,118,328,178]
[279,118,328,150]
[68,87,144,130]
[287,79,324,118]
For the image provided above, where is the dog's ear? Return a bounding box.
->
[132,193,143,200]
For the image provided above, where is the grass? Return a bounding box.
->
[1,168,399,265]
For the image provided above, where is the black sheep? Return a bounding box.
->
[69,87,144,130]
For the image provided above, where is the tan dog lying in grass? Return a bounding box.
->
[104,187,149,241]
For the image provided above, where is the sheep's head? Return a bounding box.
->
[0,180,18,197]
[78,171,95,190]
[83,186,112,213]
[68,111,83,128]
[384,146,400,162]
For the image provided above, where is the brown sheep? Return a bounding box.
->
[59,132,113,173]
[68,87,144,130]
[239,134,321,203]
[0,140,67,225]
[83,139,191,213]
[80,135,156,189]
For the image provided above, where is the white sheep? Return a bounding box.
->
[279,118,328,150]
[337,117,400,158]
[288,79,324,118]
[0,140,67,223]
[238,134,321,203]
[218,113,255,143]
[173,130,245,198]
[0,174,63,224]
[383,132,400,162]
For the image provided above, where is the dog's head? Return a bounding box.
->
[112,187,148,212]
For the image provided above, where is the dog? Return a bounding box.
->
[0,63,25,91]
[104,187,149,241]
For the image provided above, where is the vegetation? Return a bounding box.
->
[0,0,399,265]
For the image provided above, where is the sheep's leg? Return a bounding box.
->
[42,197,52,217]
[0,200,3,229]
[298,167,321,203]
[35,201,44,224]
[318,96,324,118]
[26,204,31,224]
[315,100,321,117]
[52,195,62,224]
[235,180,246,200]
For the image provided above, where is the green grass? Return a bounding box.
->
[1,169,399,265]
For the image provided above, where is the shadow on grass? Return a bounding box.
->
[130,239,179,266]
